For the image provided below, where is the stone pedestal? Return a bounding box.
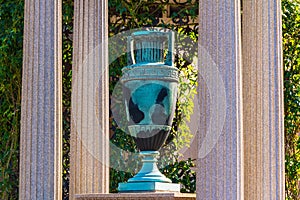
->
[75,193,196,200]
[19,0,62,199]
[118,182,180,193]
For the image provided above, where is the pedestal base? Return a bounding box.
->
[126,151,172,184]
[118,182,180,193]
[75,193,196,200]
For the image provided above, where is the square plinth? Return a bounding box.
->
[75,193,196,200]
[118,182,180,193]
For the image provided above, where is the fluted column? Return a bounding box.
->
[70,0,109,199]
[242,1,284,199]
[197,0,243,199]
[19,0,62,199]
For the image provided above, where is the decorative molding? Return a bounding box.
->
[121,66,179,82]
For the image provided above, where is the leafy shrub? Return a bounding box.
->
[282,0,300,199]
[0,1,23,199]
[62,0,73,199]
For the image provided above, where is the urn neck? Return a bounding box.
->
[127,31,174,67]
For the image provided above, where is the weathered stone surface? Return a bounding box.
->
[70,0,109,199]
[197,0,244,199]
[242,1,285,199]
[19,0,62,199]
[75,193,196,200]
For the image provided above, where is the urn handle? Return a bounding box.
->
[127,31,174,67]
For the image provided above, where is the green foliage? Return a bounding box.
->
[108,0,199,35]
[282,0,300,199]
[109,129,138,193]
[162,158,196,193]
[62,0,73,199]
[0,0,24,199]
[171,57,197,150]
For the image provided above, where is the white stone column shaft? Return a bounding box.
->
[242,0,285,199]
[70,0,109,198]
[197,0,244,199]
[19,0,62,199]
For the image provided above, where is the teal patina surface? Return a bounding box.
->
[118,30,180,193]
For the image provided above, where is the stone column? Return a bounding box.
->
[197,0,244,199]
[19,0,62,199]
[70,0,109,199]
[242,1,285,199]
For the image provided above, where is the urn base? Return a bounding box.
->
[118,151,180,193]
[118,182,180,193]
